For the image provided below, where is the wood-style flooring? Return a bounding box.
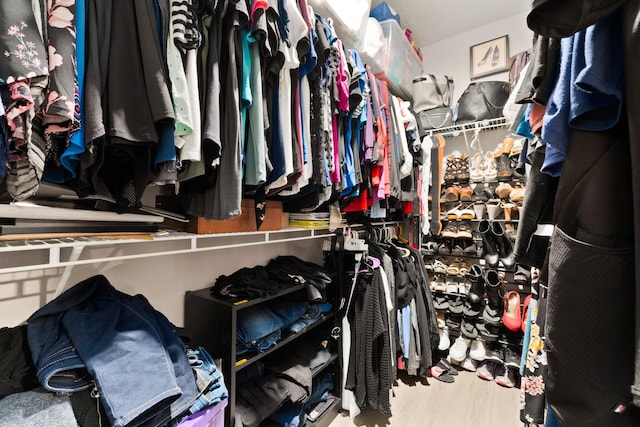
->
[328,370,522,427]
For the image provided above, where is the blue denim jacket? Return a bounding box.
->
[27,275,199,427]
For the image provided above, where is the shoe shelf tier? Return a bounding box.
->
[423,117,511,138]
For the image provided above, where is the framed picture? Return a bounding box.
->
[470,35,510,79]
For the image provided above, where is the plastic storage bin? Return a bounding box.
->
[362,19,423,101]
[308,0,371,49]
[177,399,228,427]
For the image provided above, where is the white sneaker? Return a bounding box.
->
[438,327,451,351]
[469,339,487,361]
[460,356,478,372]
[449,336,470,362]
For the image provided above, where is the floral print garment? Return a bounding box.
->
[43,0,77,130]
[0,6,49,84]
[520,297,548,425]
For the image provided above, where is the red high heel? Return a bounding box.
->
[502,291,521,332]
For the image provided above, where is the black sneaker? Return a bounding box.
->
[485,345,504,363]
[451,241,465,256]
[504,347,521,369]
[477,322,500,342]
[482,305,502,326]
[438,240,452,255]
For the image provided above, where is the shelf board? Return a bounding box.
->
[188,284,307,309]
[0,227,335,275]
[235,313,335,372]
[311,352,339,378]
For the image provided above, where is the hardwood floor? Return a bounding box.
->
[328,370,522,427]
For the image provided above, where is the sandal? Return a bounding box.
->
[484,151,498,181]
[443,154,458,185]
[470,152,486,182]
[458,184,474,202]
[458,259,471,276]
[446,203,463,220]
[442,222,459,238]
[446,259,461,276]
[433,258,448,274]
[458,205,475,220]
[457,153,471,183]
[495,182,514,199]
[457,222,473,239]
[509,185,525,203]
[445,185,460,202]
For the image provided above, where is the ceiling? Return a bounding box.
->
[372,0,531,46]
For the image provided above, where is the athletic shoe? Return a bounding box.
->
[449,336,471,362]
[460,356,478,372]
[504,347,521,369]
[476,360,497,381]
[469,339,487,361]
[495,364,517,388]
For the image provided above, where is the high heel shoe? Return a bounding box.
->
[484,151,497,181]
[470,152,486,182]
[477,46,494,67]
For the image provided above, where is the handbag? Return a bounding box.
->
[454,81,512,124]
[415,107,454,134]
[412,74,454,112]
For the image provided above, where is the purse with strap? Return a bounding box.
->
[415,107,454,134]
[412,74,454,112]
[454,81,512,124]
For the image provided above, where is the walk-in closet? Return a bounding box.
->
[2,1,640,426]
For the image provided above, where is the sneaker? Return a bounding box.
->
[477,322,500,342]
[438,240,452,255]
[449,336,471,362]
[482,305,502,326]
[434,295,449,310]
[461,319,478,339]
[438,327,451,351]
[433,275,446,292]
[476,361,497,381]
[485,346,504,363]
[423,241,438,256]
[448,296,464,314]
[460,356,478,372]
[463,300,483,318]
[504,347,520,369]
[494,364,517,388]
[451,241,465,256]
[469,339,487,361]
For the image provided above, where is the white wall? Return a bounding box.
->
[0,239,325,328]
[420,12,533,103]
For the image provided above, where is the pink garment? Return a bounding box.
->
[330,115,341,183]
[335,40,350,113]
[250,0,269,25]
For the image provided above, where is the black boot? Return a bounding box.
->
[484,269,503,310]
[491,221,515,270]
[466,264,485,304]
[478,219,499,268]
[482,269,503,325]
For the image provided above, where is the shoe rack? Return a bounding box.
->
[423,126,533,387]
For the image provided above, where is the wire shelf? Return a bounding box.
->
[423,117,511,138]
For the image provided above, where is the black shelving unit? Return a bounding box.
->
[185,286,340,427]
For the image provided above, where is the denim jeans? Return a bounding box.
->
[236,300,308,343]
[186,347,228,415]
[287,303,333,333]
[27,275,198,427]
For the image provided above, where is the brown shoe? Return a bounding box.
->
[493,137,514,158]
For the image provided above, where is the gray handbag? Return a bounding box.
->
[416,107,454,133]
[412,74,454,112]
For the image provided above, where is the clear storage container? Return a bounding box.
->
[362,19,423,101]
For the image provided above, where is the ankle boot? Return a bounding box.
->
[484,269,503,310]
[491,221,515,270]
[496,154,513,181]
[478,220,499,268]
[467,264,485,304]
